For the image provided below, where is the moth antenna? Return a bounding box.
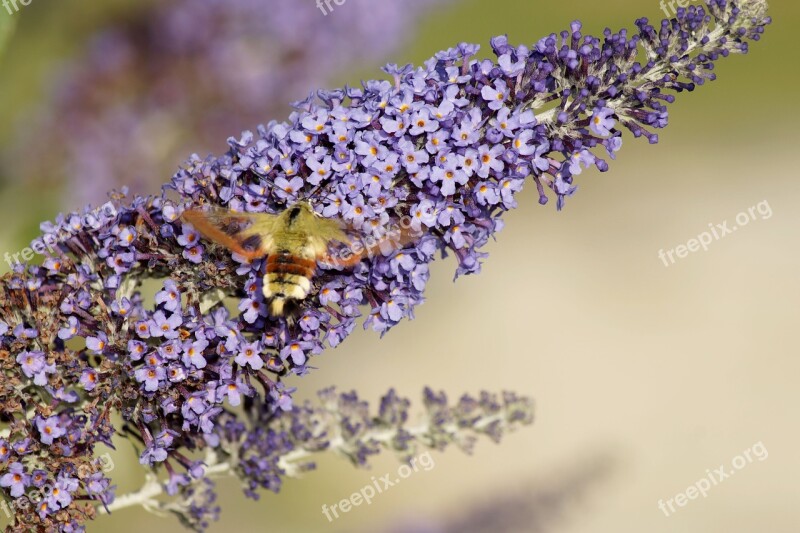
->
[303,183,324,203]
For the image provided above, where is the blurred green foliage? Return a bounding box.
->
[0,11,15,57]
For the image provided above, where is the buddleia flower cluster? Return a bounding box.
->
[0,0,769,530]
[3,0,450,207]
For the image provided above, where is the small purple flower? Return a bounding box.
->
[425,129,450,154]
[12,438,31,456]
[567,150,596,175]
[408,108,439,136]
[79,369,99,391]
[118,226,137,247]
[380,298,405,322]
[218,377,251,407]
[16,351,45,378]
[481,79,509,110]
[477,144,505,178]
[36,415,67,445]
[139,445,169,466]
[58,317,80,340]
[298,312,321,333]
[30,470,47,488]
[343,195,373,226]
[111,298,132,317]
[14,324,39,340]
[269,383,297,412]
[177,225,201,248]
[183,339,209,369]
[499,177,524,208]
[235,341,263,370]
[274,176,304,201]
[238,297,266,324]
[106,251,135,274]
[183,244,205,264]
[134,320,152,339]
[490,107,519,137]
[398,139,430,174]
[530,140,551,172]
[410,199,437,231]
[135,366,166,392]
[48,476,78,510]
[85,472,111,496]
[432,162,468,196]
[380,115,409,137]
[280,341,309,366]
[0,462,29,498]
[167,364,187,383]
[606,135,623,159]
[319,283,342,306]
[149,311,183,339]
[511,130,536,156]
[165,471,190,496]
[158,339,182,360]
[198,406,222,434]
[590,107,616,136]
[155,279,181,312]
[128,339,146,360]
[86,332,108,353]
[475,181,501,206]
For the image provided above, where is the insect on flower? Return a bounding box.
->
[182,201,417,316]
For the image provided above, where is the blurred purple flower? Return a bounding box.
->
[5,0,453,208]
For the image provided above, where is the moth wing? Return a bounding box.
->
[182,208,278,260]
[307,216,351,258]
[319,220,421,268]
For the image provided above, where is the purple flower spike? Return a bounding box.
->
[0,1,770,530]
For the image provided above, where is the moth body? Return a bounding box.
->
[182,202,349,317]
[182,201,416,318]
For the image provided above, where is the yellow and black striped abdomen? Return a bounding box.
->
[263,252,316,315]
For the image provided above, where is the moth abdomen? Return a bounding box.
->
[263,253,317,315]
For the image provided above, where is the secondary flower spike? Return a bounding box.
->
[0,1,769,530]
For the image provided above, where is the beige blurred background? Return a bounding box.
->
[1,0,798,532]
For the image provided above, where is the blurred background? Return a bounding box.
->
[0,0,798,532]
